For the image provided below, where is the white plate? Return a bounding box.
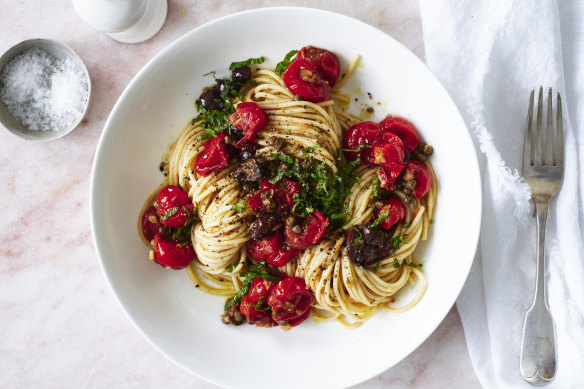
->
[90,7,481,389]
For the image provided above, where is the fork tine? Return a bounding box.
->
[556,92,563,166]
[545,88,553,166]
[534,87,544,165]
[524,89,535,168]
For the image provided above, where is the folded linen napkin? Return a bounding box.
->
[418,0,584,387]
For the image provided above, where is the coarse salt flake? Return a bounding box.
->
[0,47,89,132]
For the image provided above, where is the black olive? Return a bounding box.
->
[232,66,251,84]
[199,89,223,111]
[230,126,244,141]
[216,79,228,94]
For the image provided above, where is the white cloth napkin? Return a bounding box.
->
[418,0,584,387]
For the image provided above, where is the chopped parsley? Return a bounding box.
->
[274,50,298,75]
[224,262,278,310]
[160,207,178,221]
[341,144,372,153]
[268,152,359,225]
[390,233,408,249]
[233,198,248,213]
[430,219,435,224]
[303,145,321,155]
[370,175,380,198]
[225,264,235,273]
[374,262,381,271]
[393,258,401,268]
[229,56,265,70]
[370,209,390,229]
[408,263,423,268]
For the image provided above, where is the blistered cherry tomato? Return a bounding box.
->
[248,277,278,303]
[379,116,419,153]
[239,294,275,327]
[342,122,383,165]
[372,132,405,169]
[298,46,340,86]
[153,232,194,269]
[268,277,313,327]
[141,206,161,241]
[228,102,269,148]
[375,197,406,230]
[247,229,299,267]
[282,58,331,103]
[247,178,300,214]
[247,229,284,262]
[377,165,404,192]
[404,160,433,199]
[195,132,231,176]
[156,185,194,227]
[239,277,278,327]
[284,211,329,250]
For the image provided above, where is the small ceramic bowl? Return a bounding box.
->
[0,39,91,141]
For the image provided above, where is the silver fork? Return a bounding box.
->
[519,87,563,385]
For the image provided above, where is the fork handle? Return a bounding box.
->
[520,200,557,385]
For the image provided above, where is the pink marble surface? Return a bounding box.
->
[0,1,481,388]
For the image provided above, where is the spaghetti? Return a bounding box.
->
[139,48,437,328]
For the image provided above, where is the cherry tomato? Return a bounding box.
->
[282,58,331,103]
[267,249,299,267]
[298,46,340,86]
[247,178,300,214]
[404,160,433,199]
[379,116,419,153]
[228,102,269,148]
[377,164,404,192]
[372,132,405,170]
[239,277,278,326]
[156,185,194,227]
[141,206,161,241]
[247,229,284,262]
[248,277,277,303]
[247,229,299,267]
[239,294,275,327]
[194,132,231,176]
[342,122,383,165]
[153,232,194,269]
[268,277,313,326]
[375,197,406,230]
[284,211,329,250]
[261,178,299,211]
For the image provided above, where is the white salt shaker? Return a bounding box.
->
[72,0,167,44]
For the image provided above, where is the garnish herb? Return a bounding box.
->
[430,219,435,224]
[270,152,294,165]
[268,151,359,226]
[370,175,380,198]
[402,222,411,230]
[229,56,265,70]
[341,144,371,153]
[390,233,408,249]
[393,258,401,268]
[160,207,178,221]
[194,75,245,141]
[250,295,269,311]
[374,262,381,271]
[303,145,320,155]
[225,264,235,273]
[408,263,423,268]
[352,226,362,244]
[274,50,298,75]
[224,262,278,310]
[370,210,390,229]
[233,198,248,213]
